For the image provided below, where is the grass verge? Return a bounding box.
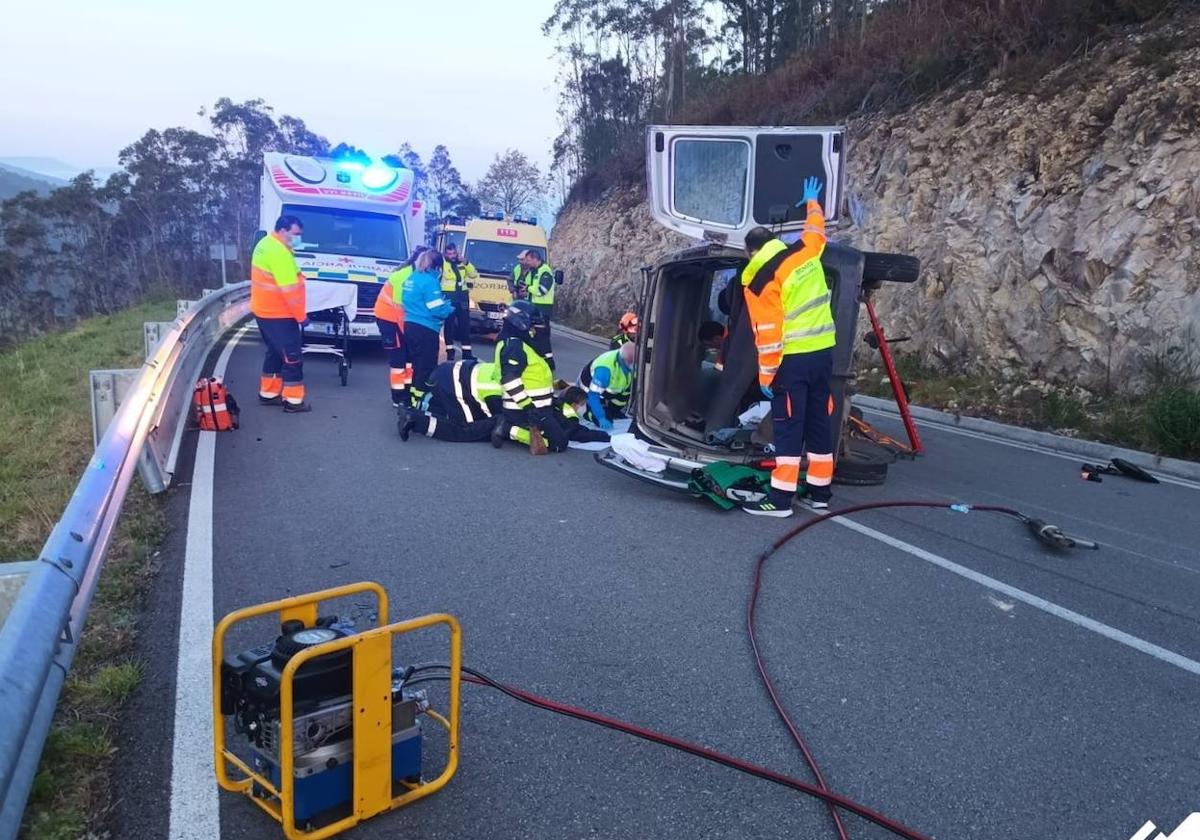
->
[857,349,1200,461]
[0,301,174,838]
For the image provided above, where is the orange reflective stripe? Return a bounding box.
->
[771,459,801,492]
[743,275,784,387]
[259,375,282,397]
[389,368,407,387]
[282,383,305,404]
[806,453,834,486]
[827,395,834,415]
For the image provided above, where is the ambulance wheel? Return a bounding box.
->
[833,450,889,486]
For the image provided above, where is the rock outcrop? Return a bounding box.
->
[550,18,1200,390]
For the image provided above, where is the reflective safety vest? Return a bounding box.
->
[496,338,553,410]
[440,259,478,294]
[609,332,634,351]
[250,233,306,321]
[526,264,555,306]
[374,265,412,325]
[587,349,633,408]
[740,201,834,386]
[469,360,503,403]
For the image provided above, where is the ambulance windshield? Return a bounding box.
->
[465,240,545,275]
[284,205,408,261]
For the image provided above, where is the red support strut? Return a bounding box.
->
[864,297,924,455]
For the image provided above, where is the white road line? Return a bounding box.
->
[168,325,248,840]
[859,405,1200,491]
[834,516,1200,677]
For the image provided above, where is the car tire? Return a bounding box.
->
[833,448,890,486]
[863,252,921,284]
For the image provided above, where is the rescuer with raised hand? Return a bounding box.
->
[577,342,636,431]
[374,245,426,411]
[250,214,311,413]
[523,249,558,370]
[609,312,639,350]
[440,242,479,360]
[489,300,567,454]
[402,249,454,409]
[739,176,836,518]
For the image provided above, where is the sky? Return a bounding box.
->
[0,0,562,183]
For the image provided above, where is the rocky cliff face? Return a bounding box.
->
[550,18,1200,389]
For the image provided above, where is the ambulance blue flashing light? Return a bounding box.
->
[362,165,399,190]
[337,160,366,172]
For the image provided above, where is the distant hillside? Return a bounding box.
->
[0,164,62,200]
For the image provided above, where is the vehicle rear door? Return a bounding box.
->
[646,125,846,247]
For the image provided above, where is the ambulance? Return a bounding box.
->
[456,213,550,337]
[258,152,426,338]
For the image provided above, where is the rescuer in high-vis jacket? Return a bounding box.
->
[250,215,310,413]
[521,250,557,371]
[440,242,479,360]
[490,301,568,452]
[398,358,503,442]
[577,343,636,430]
[739,177,836,517]
[374,245,426,409]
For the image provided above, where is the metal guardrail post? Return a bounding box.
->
[0,283,251,836]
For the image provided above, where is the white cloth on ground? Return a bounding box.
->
[609,433,668,473]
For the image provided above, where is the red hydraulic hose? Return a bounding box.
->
[746,500,1025,840]
[454,669,934,840]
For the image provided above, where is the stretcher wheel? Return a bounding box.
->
[339,361,349,386]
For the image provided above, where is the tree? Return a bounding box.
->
[427,145,466,219]
[475,150,550,217]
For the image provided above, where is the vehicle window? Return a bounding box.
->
[671,138,749,228]
[708,268,739,323]
[464,240,546,275]
[441,230,465,252]
[284,204,408,261]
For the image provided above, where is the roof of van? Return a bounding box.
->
[464,217,548,246]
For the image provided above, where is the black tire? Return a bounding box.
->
[339,363,348,386]
[863,252,921,284]
[850,405,864,421]
[833,449,890,486]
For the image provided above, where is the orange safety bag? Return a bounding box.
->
[192,377,240,431]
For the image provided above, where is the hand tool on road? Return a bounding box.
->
[1080,457,1160,484]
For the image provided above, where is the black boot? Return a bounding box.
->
[490,416,510,449]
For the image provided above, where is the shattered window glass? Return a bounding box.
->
[671,139,749,227]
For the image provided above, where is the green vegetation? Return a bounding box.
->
[544,0,1180,197]
[858,333,1200,461]
[0,302,172,838]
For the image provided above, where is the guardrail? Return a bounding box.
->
[0,283,250,838]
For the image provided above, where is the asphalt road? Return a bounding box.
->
[112,326,1200,840]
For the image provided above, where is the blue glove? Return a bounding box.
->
[598,417,613,431]
[760,385,774,399]
[800,176,823,205]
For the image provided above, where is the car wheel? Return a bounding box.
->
[863,252,921,285]
[833,448,890,486]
